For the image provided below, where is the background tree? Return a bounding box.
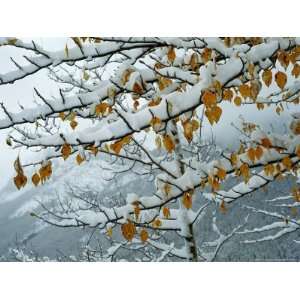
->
[1,37,300,261]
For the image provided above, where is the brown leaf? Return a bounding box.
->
[216,168,227,181]
[190,53,199,71]
[275,71,287,90]
[223,89,233,101]
[292,63,300,78]
[201,48,212,63]
[121,222,136,241]
[14,173,27,190]
[182,120,193,143]
[239,84,251,99]
[262,69,272,87]
[282,156,292,170]
[61,144,72,160]
[255,146,263,160]
[70,120,78,130]
[163,135,175,153]
[162,207,171,219]
[182,192,192,209]
[261,137,272,149]
[240,163,250,183]
[202,90,217,107]
[76,154,85,165]
[133,82,143,94]
[233,96,242,106]
[167,47,176,63]
[152,218,162,228]
[95,102,111,116]
[247,148,256,162]
[140,229,148,243]
[32,173,40,187]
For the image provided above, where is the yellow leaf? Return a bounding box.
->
[292,63,300,78]
[240,163,250,183]
[262,69,272,87]
[133,82,143,94]
[205,105,222,125]
[134,204,140,221]
[158,77,172,91]
[247,148,256,162]
[217,168,226,181]
[110,140,123,154]
[250,81,260,100]
[282,156,292,170]
[88,145,99,156]
[38,161,52,183]
[152,218,162,228]
[208,176,220,192]
[167,47,176,63]
[163,135,175,153]
[255,146,263,160]
[70,120,78,130]
[182,120,193,143]
[202,90,217,107]
[264,163,275,176]
[261,137,272,149]
[233,96,242,106]
[275,71,287,90]
[121,69,134,85]
[163,183,171,196]
[277,50,290,69]
[248,63,255,78]
[59,112,65,120]
[31,173,40,187]
[256,103,264,110]
[76,154,84,165]
[95,102,111,116]
[150,117,162,132]
[191,119,200,131]
[61,144,72,160]
[230,153,238,166]
[148,97,161,107]
[162,207,171,219]
[201,48,212,64]
[182,192,192,209]
[14,173,27,190]
[140,229,148,243]
[213,80,222,96]
[190,53,199,71]
[223,89,233,101]
[239,84,251,98]
[121,222,136,241]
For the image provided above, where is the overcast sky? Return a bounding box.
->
[0,38,295,190]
